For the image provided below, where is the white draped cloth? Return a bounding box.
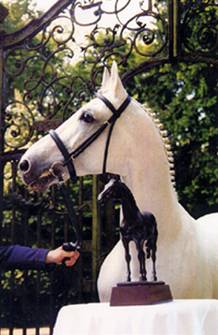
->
[53,300,218,335]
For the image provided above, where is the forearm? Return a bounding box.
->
[0,244,80,270]
[0,245,49,270]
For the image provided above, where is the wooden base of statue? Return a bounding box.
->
[110,281,173,306]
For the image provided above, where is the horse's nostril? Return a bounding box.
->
[19,159,30,172]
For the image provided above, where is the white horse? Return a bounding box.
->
[19,62,218,302]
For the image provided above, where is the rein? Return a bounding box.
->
[49,93,131,181]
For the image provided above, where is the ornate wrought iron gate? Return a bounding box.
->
[0,0,217,333]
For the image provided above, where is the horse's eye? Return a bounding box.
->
[80,111,95,123]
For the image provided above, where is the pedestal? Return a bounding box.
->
[110,281,173,306]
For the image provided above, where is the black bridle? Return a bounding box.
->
[49,93,131,182]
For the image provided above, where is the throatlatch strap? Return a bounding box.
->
[102,121,116,174]
[96,94,131,173]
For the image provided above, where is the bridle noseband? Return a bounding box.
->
[49,93,131,182]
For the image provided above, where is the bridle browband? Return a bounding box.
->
[49,93,131,182]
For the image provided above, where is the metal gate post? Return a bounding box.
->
[92,175,101,298]
[0,48,5,241]
[168,0,180,61]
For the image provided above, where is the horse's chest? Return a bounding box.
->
[120,220,145,240]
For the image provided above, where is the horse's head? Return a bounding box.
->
[18,62,132,192]
[98,178,139,214]
[97,178,121,205]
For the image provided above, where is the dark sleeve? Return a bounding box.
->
[0,245,50,270]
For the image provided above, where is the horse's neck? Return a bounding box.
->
[119,101,189,240]
[122,164,182,241]
[119,187,140,222]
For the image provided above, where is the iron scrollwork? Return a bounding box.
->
[1,0,217,151]
[181,0,218,61]
[71,0,168,65]
[4,100,34,149]
[2,0,169,151]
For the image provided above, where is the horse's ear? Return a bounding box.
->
[110,61,126,98]
[101,66,110,90]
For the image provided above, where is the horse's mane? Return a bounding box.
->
[141,102,176,188]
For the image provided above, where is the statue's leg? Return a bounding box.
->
[152,220,158,281]
[146,240,151,259]
[122,238,131,282]
[151,239,157,281]
[136,240,147,281]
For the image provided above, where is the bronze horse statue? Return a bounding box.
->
[98,178,158,282]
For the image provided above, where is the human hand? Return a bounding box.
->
[46,246,80,267]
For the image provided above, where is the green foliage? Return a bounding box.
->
[2,0,40,33]
[127,62,218,217]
